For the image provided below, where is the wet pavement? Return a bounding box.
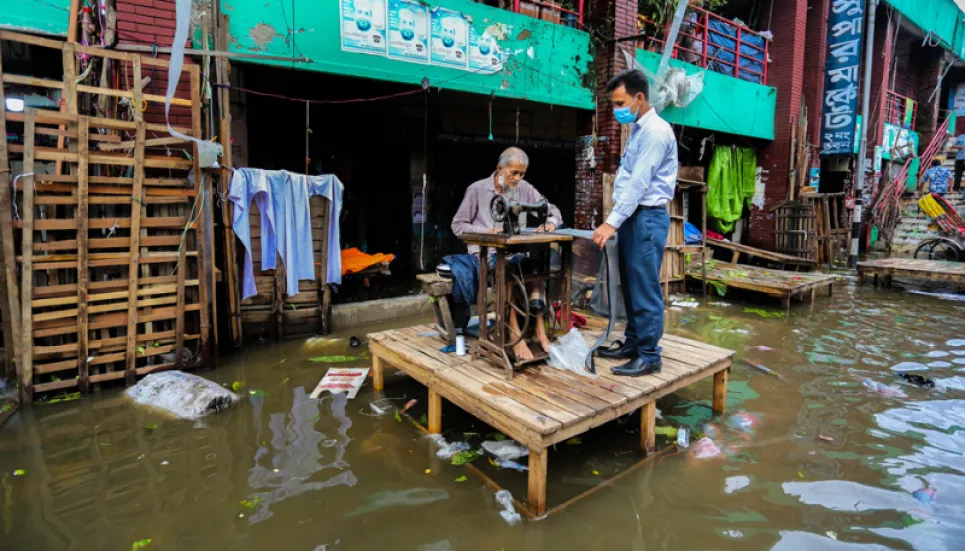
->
[2,281,965,550]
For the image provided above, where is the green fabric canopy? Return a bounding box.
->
[707,146,757,234]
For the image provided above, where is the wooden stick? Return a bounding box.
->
[20,110,36,405]
[124,123,146,385]
[76,117,90,393]
[428,389,442,434]
[640,401,656,455]
[0,41,23,376]
[191,66,213,364]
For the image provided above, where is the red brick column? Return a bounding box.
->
[748,0,809,249]
[574,0,639,229]
[804,0,831,154]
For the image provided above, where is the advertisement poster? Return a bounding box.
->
[430,7,468,70]
[341,0,387,56]
[469,26,503,73]
[387,0,429,63]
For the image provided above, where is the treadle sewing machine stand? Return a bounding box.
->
[459,232,575,380]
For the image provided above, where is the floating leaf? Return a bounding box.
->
[394,411,402,423]
[240,496,263,509]
[41,392,81,405]
[1,403,13,412]
[231,381,245,392]
[131,539,152,551]
[152,342,160,348]
[592,470,600,476]
[12,469,26,476]
[308,355,364,363]
[709,281,728,297]
[248,389,266,397]
[419,414,428,426]
[744,307,785,319]
[488,433,507,441]
[455,475,468,482]
[425,469,432,474]
[278,377,290,386]
[136,346,146,355]
[566,437,582,445]
[143,423,159,431]
[451,450,480,465]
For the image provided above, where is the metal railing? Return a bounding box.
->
[885,90,918,129]
[512,0,584,27]
[636,3,771,85]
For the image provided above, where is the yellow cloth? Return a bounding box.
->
[340,248,395,275]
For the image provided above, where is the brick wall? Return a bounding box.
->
[748,0,808,248]
[573,0,638,229]
[115,0,194,129]
[803,0,830,154]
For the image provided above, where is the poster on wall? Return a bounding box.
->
[820,0,865,156]
[469,26,503,73]
[430,7,469,70]
[387,0,429,63]
[341,0,388,56]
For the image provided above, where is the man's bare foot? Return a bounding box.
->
[513,340,534,361]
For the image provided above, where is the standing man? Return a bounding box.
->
[922,159,952,196]
[592,69,677,377]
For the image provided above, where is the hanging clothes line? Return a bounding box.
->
[228,168,344,301]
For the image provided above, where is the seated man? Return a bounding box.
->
[922,159,952,196]
[451,147,563,361]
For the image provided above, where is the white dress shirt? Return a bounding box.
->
[606,107,678,229]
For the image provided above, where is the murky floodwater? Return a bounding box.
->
[3,281,965,550]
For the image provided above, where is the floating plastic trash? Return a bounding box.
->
[310,368,369,400]
[437,442,471,460]
[677,428,690,448]
[890,362,929,373]
[692,437,722,459]
[127,371,240,420]
[912,487,937,505]
[495,490,521,525]
[862,378,907,398]
[492,458,528,472]
[724,475,750,494]
[481,440,529,461]
[725,412,759,433]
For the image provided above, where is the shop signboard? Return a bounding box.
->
[820,0,865,156]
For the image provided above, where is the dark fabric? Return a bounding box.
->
[617,207,671,364]
[441,254,480,307]
[955,160,965,191]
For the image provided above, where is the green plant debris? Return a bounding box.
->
[419,414,428,426]
[566,437,582,445]
[131,539,152,551]
[1,403,12,412]
[592,470,600,476]
[248,389,266,397]
[136,345,146,355]
[654,426,678,437]
[278,377,290,386]
[240,496,263,509]
[153,342,160,348]
[451,450,480,465]
[455,475,468,482]
[12,469,26,476]
[308,354,366,363]
[394,411,402,423]
[488,433,507,441]
[231,381,245,392]
[709,281,728,296]
[39,392,81,405]
[744,307,786,318]
[143,423,159,431]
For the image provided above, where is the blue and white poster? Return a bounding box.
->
[820,0,864,156]
[340,0,387,56]
[430,7,468,70]
[469,26,503,74]
[387,0,428,63]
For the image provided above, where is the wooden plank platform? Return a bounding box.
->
[368,322,734,516]
[686,261,835,311]
[857,258,965,287]
[707,238,817,271]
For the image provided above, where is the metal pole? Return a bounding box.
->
[850,0,878,268]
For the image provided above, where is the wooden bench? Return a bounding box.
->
[857,258,965,287]
[417,273,456,346]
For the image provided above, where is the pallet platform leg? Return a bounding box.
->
[809,288,816,305]
[640,401,656,455]
[428,389,442,434]
[828,283,834,296]
[782,297,791,313]
[712,368,729,414]
[857,269,864,285]
[372,355,385,392]
[528,447,548,516]
[873,274,879,287]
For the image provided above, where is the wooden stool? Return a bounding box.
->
[417,273,456,346]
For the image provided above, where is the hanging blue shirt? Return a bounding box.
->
[923,165,953,195]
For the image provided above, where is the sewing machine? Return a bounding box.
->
[490,195,549,235]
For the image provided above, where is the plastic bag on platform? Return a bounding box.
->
[548,328,596,378]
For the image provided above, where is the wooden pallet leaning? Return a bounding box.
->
[773,200,818,262]
[0,31,214,404]
[238,193,333,341]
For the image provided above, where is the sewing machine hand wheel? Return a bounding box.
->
[490,195,509,225]
[490,269,530,350]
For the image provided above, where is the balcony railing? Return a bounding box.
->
[886,90,918,129]
[512,0,584,28]
[637,3,771,85]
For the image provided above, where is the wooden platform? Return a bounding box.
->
[707,238,817,271]
[368,323,734,516]
[686,261,835,311]
[857,258,965,287]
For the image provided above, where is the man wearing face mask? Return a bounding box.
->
[452,147,563,361]
[591,69,677,377]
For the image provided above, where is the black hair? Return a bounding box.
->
[606,69,650,100]
[932,159,942,167]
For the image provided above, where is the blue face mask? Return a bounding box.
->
[613,103,638,125]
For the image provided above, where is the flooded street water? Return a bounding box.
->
[2,281,965,550]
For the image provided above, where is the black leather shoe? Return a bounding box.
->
[611,357,662,377]
[597,342,636,360]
